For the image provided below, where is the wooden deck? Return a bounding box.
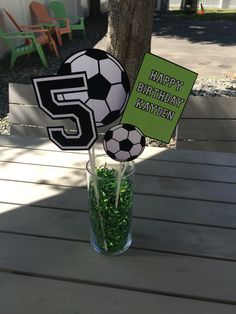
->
[0,135,236,313]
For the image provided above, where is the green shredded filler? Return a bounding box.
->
[88,165,133,254]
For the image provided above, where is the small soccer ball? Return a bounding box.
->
[103,124,146,162]
[58,49,130,127]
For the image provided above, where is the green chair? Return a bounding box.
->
[49,1,86,38]
[0,27,47,68]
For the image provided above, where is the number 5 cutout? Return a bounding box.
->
[32,73,98,150]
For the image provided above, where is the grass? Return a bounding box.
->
[170,9,236,21]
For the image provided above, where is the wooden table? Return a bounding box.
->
[0,135,236,313]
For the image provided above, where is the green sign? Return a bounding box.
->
[121,53,198,143]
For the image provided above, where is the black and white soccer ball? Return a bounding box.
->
[103,124,146,162]
[57,49,130,127]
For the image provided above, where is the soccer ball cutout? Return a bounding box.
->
[103,124,146,162]
[57,49,130,127]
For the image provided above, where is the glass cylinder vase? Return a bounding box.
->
[86,154,135,255]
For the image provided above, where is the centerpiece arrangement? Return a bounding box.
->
[32,48,146,255]
[32,48,197,255]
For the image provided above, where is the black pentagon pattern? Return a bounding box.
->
[101,110,120,126]
[123,124,136,132]
[121,71,130,94]
[57,62,72,75]
[104,129,113,142]
[140,136,145,147]
[87,74,111,100]
[85,49,108,61]
[119,139,133,152]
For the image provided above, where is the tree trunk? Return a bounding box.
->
[160,0,170,13]
[180,0,185,9]
[106,0,156,85]
[89,0,101,17]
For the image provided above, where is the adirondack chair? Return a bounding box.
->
[0,27,47,68]
[49,1,86,38]
[30,1,72,46]
[3,9,59,57]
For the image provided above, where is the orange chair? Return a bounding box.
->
[30,1,72,46]
[3,9,59,57]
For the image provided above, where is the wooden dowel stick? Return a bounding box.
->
[115,162,128,209]
[115,162,123,208]
[89,147,108,252]
[88,148,99,205]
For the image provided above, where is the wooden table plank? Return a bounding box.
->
[136,160,236,183]
[133,195,236,228]
[182,96,236,118]
[0,233,236,304]
[0,179,71,206]
[0,204,236,260]
[1,165,235,203]
[1,272,236,314]
[0,147,90,168]
[135,175,236,203]
[1,152,236,183]
[1,135,236,166]
[1,180,236,228]
[178,120,236,140]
